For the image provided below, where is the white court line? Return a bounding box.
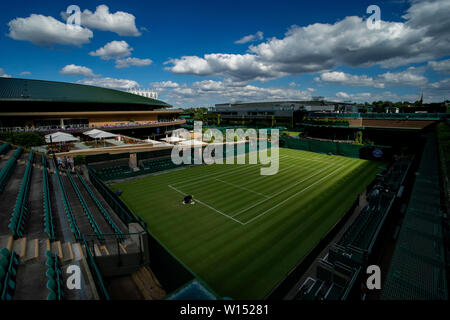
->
[241,165,347,225]
[167,154,346,225]
[238,159,322,188]
[215,178,269,198]
[283,155,330,163]
[167,184,244,225]
[171,154,290,188]
[231,163,339,218]
[171,163,256,187]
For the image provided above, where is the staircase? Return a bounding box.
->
[132,266,166,300]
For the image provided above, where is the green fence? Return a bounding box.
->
[281,137,363,158]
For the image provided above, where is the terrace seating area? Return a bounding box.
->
[76,172,123,238]
[0,248,19,300]
[54,166,82,241]
[94,165,134,181]
[42,155,56,241]
[0,143,156,300]
[297,157,411,300]
[0,142,10,155]
[8,151,34,238]
[0,147,22,193]
[140,158,182,173]
[381,133,448,300]
[1,119,186,134]
[45,251,64,300]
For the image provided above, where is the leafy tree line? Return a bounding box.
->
[0,131,44,148]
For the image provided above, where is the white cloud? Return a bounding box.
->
[62,4,141,36]
[166,0,450,82]
[78,77,139,90]
[235,31,264,44]
[19,71,31,76]
[7,14,93,47]
[115,57,152,69]
[428,59,450,74]
[161,79,314,105]
[316,72,383,88]
[315,68,427,88]
[0,68,11,78]
[150,81,180,89]
[165,53,287,81]
[377,67,428,87]
[89,41,133,60]
[60,64,95,77]
[336,92,350,99]
[332,91,420,103]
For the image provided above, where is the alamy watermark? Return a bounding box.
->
[366,5,381,30]
[170,122,280,176]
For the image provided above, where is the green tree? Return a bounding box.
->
[355,131,363,145]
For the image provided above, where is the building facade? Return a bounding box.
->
[0,78,184,133]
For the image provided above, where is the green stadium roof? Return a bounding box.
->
[0,77,171,107]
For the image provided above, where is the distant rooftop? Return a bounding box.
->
[215,100,353,107]
[0,77,170,107]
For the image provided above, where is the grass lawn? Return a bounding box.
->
[111,148,381,299]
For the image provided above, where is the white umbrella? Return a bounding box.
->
[160,136,186,143]
[90,131,117,139]
[178,140,207,146]
[45,132,79,144]
[83,129,102,135]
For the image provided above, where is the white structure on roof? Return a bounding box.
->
[45,132,79,143]
[127,88,158,99]
[83,129,117,139]
[160,136,186,143]
[178,140,207,146]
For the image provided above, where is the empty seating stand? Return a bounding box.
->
[0,248,19,300]
[66,170,103,241]
[95,165,133,180]
[140,157,181,173]
[76,172,123,239]
[0,142,11,155]
[55,167,82,241]
[0,147,23,193]
[45,251,64,300]
[8,150,34,238]
[42,155,56,241]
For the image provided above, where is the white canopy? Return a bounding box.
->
[178,139,207,146]
[90,131,118,139]
[83,129,117,139]
[83,129,103,136]
[160,136,186,143]
[45,132,79,144]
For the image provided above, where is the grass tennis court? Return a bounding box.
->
[111,148,382,299]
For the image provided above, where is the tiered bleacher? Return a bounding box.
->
[0,147,22,193]
[0,142,10,155]
[0,248,19,300]
[8,150,34,237]
[94,165,135,181]
[42,155,56,240]
[66,170,103,240]
[54,167,82,241]
[297,158,411,300]
[140,158,182,173]
[45,251,64,300]
[76,172,123,239]
[87,167,136,225]
[381,134,448,300]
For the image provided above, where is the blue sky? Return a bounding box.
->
[0,0,449,107]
